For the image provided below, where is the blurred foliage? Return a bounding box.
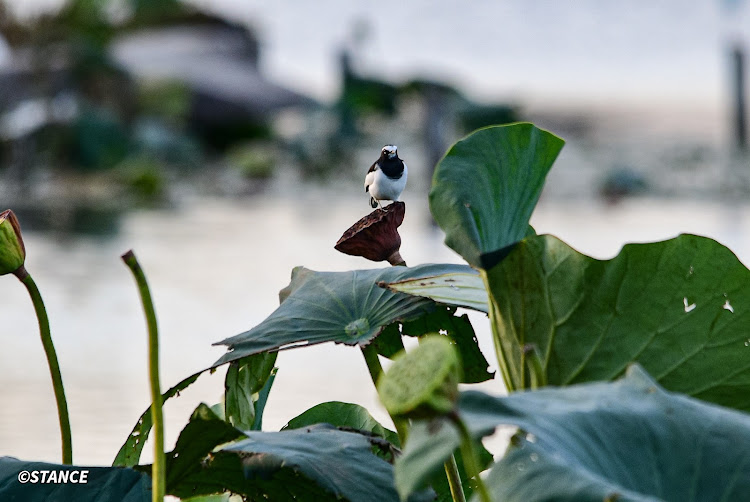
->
[458,103,519,134]
[73,106,131,170]
[399,79,458,95]
[0,0,206,47]
[137,81,192,126]
[0,0,208,179]
[11,204,123,236]
[340,75,399,117]
[132,118,202,168]
[226,142,276,180]
[115,154,167,202]
[0,0,521,190]
[197,120,271,152]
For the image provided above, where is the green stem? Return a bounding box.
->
[450,411,492,502]
[480,270,516,393]
[374,254,465,502]
[443,454,467,502]
[361,343,383,384]
[361,344,409,442]
[15,267,72,465]
[122,251,164,502]
[361,344,465,502]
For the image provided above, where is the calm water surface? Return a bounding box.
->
[1,188,749,465]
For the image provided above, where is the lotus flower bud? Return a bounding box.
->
[0,210,26,276]
[377,335,462,420]
[335,202,406,266]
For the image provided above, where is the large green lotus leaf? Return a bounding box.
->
[0,457,150,501]
[485,233,750,409]
[283,401,400,447]
[429,123,564,270]
[222,425,421,502]
[214,264,471,365]
[382,269,489,313]
[397,365,750,502]
[158,404,246,497]
[160,403,429,502]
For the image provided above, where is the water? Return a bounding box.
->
[1,187,749,465]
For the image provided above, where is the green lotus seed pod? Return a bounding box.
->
[377,335,462,419]
[0,210,25,276]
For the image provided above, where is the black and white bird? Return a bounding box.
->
[364,145,407,209]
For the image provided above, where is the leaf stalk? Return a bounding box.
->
[122,250,165,502]
[15,266,72,465]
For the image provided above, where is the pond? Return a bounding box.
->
[1,190,749,466]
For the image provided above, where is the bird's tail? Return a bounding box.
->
[370,197,378,208]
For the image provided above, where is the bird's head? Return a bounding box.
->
[381,145,398,159]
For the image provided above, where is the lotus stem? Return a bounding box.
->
[14,266,72,465]
[444,454,467,502]
[122,250,164,502]
[450,411,491,502]
[480,269,515,392]
[362,343,466,501]
[361,344,409,442]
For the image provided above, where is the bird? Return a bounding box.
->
[364,145,407,209]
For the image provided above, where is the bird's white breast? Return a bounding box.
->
[368,163,407,202]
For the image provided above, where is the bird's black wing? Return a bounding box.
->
[365,160,379,192]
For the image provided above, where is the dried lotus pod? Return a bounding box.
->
[335,202,406,266]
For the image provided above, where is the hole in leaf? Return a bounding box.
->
[683,297,696,313]
[724,300,734,313]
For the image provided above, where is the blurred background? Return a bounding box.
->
[1,0,750,466]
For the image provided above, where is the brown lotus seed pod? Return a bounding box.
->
[335,202,406,266]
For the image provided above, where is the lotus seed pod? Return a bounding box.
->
[0,210,25,276]
[377,335,462,420]
[335,202,405,265]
